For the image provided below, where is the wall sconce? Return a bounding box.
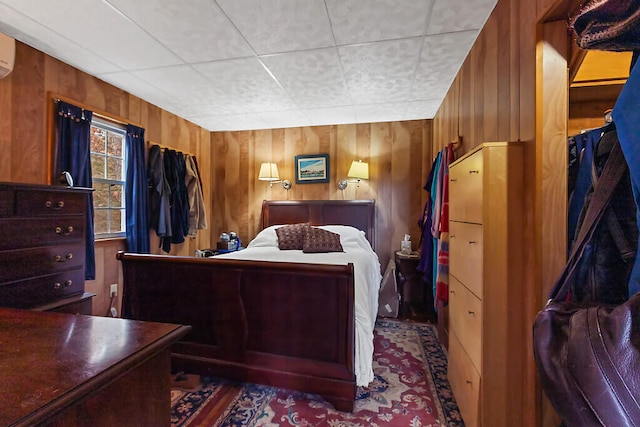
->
[338,160,369,190]
[258,162,292,190]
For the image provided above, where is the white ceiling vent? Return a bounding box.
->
[0,32,15,79]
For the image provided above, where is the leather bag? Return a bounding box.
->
[533,140,640,426]
[569,0,640,51]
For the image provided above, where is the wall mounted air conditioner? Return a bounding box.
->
[0,32,15,79]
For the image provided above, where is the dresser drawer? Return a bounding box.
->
[449,276,483,373]
[0,244,85,283]
[0,268,84,309]
[15,189,86,217]
[448,333,481,427]
[449,149,483,224]
[0,190,14,216]
[0,217,85,251]
[449,221,483,298]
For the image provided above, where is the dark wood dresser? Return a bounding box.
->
[0,182,94,314]
[0,308,190,427]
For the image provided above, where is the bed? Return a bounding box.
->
[117,199,380,412]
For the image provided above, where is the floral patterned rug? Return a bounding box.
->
[171,319,465,426]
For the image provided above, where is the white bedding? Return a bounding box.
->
[214,225,382,387]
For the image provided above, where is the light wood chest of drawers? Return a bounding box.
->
[0,182,94,313]
[447,142,524,426]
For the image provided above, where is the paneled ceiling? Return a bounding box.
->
[0,0,497,131]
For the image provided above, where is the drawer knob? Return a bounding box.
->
[55,226,74,235]
[466,380,473,384]
[64,280,72,288]
[45,200,65,209]
[468,240,477,244]
[450,178,457,182]
[450,290,456,294]
[53,282,61,290]
[54,253,74,262]
[468,310,475,315]
[469,170,479,174]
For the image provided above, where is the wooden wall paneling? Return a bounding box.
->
[509,0,521,142]
[497,1,512,142]
[0,63,12,182]
[12,44,46,184]
[484,13,500,142]
[336,124,356,200]
[211,131,226,246]
[409,121,428,237]
[371,122,392,267]
[473,33,486,148]
[517,3,540,425]
[536,20,569,427]
[390,121,412,252]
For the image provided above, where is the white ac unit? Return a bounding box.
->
[0,32,15,79]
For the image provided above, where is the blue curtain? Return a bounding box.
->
[612,52,640,297]
[55,101,95,280]
[125,124,150,253]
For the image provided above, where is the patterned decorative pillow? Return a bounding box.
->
[275,223,309,250]
[302,226,344,253]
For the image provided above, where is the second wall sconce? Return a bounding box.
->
[338,160,369,190]
[258,162,292,190]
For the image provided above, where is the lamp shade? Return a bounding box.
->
[258,162,280,181]
[347,160,369,180]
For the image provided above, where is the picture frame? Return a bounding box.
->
[294,153,330,184]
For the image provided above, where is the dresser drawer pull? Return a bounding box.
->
[468,310,475,315]
[450,178,457,182]
[466,380,473,384]
[54,253,74,262]
[54,280,73,290]
[468,240,477,244]
[450,289,456,295]
[45,200,65,209]
[468,170,479,174]
[55,226,74,235]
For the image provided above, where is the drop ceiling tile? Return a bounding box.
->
[404,99,441,119]
[130,65,220,103]
[355,102,409,123]
[1,0,182,70]
[304,106,357,126]
[257,110,310,130]
[216,0,334,55]
[325,0,433,45]
[412,31,476,99]
[339,38,422,104]
[261,48,350,109]
[104,0,254,63]
[0,3,120,74]
[194,57,297,111]
[97,71,172,104]
[191,113,268,132]
[427,0,497,34]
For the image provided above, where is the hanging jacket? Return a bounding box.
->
[148,144,172,239]
[185,154,208,236]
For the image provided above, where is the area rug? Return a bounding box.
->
[171,319,465,426]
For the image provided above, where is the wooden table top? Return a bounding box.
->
[0,308,190,427]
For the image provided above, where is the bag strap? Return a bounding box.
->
[549,137,628,302]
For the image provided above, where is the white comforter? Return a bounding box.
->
[214,225,382,387]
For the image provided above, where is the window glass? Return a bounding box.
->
[90,117,126,239]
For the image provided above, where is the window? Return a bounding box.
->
[90,117,126,239]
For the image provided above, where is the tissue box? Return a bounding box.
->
[217,240,238,251]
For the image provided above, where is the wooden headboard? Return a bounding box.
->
[261,199,376,250]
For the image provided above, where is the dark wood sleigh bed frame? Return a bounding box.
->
[117,199,376,412]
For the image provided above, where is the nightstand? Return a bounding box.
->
[395,251,436,322]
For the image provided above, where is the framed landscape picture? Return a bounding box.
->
[294,154,330,184]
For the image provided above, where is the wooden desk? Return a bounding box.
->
[0,309,190,427]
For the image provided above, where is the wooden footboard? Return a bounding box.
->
[117,252,357,412]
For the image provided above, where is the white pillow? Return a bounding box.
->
[247,225,280,248]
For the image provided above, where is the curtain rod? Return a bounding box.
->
[49,92,144,129]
